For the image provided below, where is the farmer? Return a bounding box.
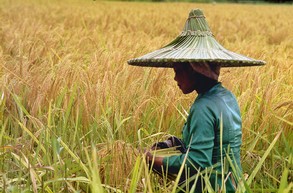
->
[128,9,265,192]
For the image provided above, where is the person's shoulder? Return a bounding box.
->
[190,83,236,113]
[207,83,238,102]
[191,95,218,114]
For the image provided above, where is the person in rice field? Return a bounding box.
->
[128,9,265,193]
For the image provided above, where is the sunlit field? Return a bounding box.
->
[0,0,292,192]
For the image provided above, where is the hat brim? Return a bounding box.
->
[128,35,266,68]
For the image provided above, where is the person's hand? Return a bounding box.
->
[145,150,164,172]
[151,144,159,151]
[145,150,153,163]
[151,138,173,151]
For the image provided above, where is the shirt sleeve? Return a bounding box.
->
[163,99,216,173]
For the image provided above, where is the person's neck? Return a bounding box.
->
[196,80,218,94]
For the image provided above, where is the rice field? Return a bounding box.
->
[0,0,292,192]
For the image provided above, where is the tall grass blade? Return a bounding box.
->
[11,152,53,193]
[273,114,293,126]
[64,84,77,129]
[45,177,90,185]
[142,155,153,193]
[246,130,261,153]
[58,138,90,177]
[283,183,293,193]
[17,121,46,154]
[246,130,282,186]
[220,113,225,192]
[90,145,104,193]
[277,168,289,193]
[171,137,192,193]
[0,119,8,146]
[129,156,143,193]
[12,94,30,118]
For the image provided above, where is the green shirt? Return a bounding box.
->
[163,83,242,192]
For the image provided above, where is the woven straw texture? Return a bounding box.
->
[128,9,266,67]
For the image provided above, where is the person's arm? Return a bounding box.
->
[162,100,216,173]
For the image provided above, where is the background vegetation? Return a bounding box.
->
[0,0,292,192]
[111,0,293,4]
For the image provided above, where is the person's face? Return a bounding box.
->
[173,63,196,94]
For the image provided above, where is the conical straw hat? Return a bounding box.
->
[128,9,266,67]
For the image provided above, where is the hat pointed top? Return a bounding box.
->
[127,9,266,68]
[180,9,212,37]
